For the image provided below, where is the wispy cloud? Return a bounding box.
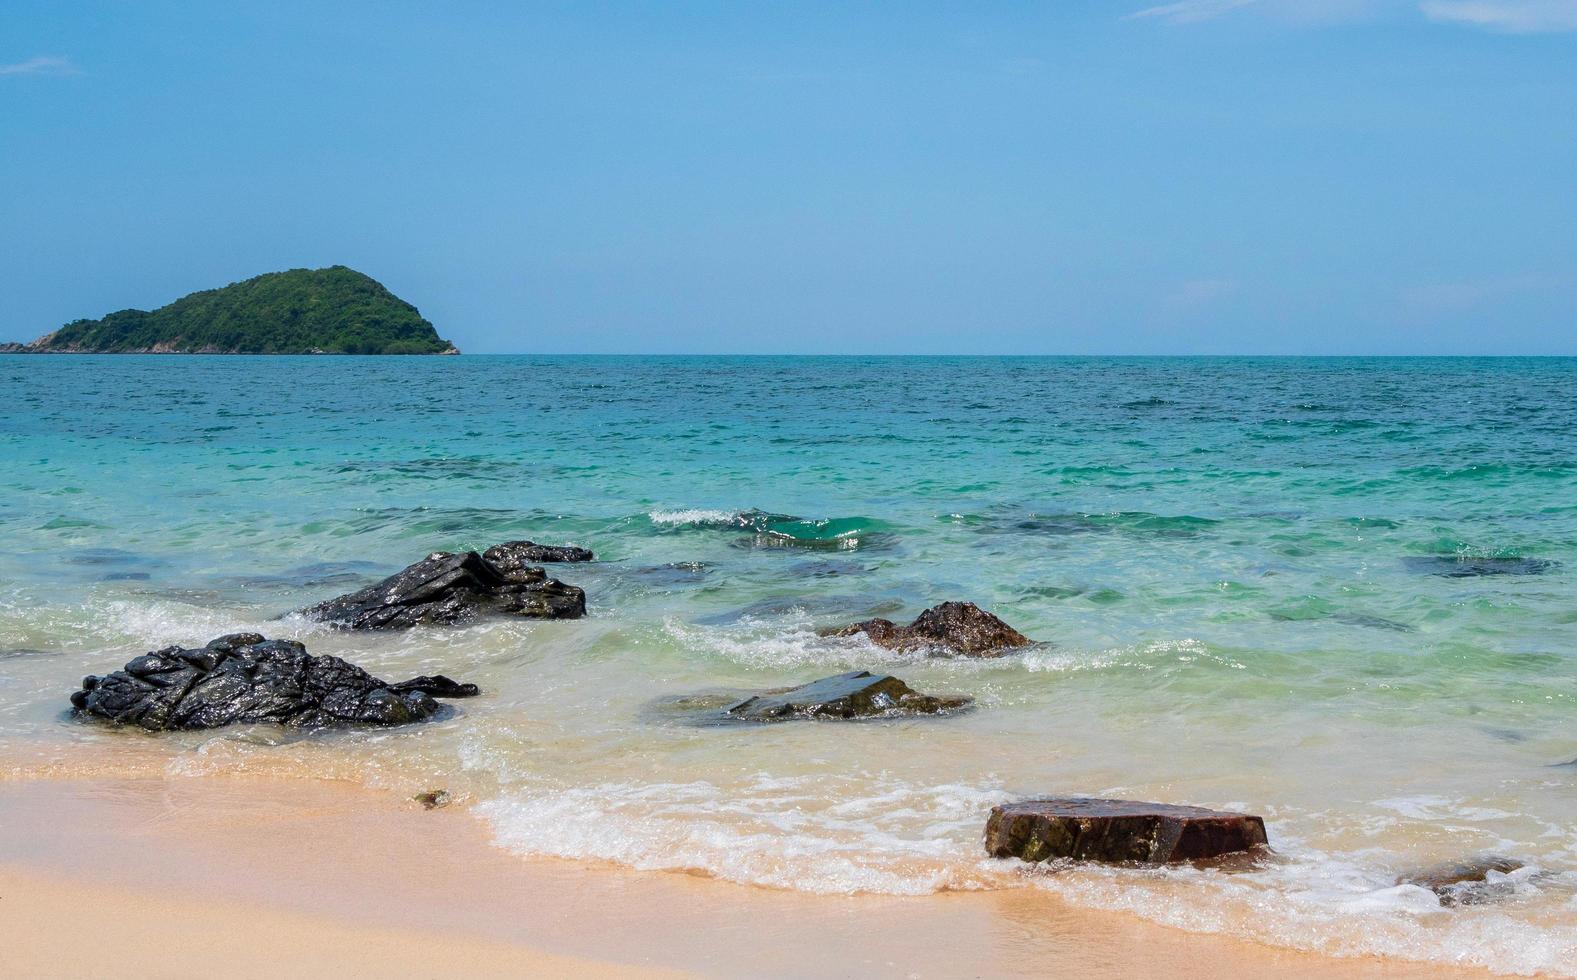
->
[1395,274,1548,319]
[1126,0,1264,24]
[1419,0,1577,32]
[1125,0,1391,25]
[0,56,78,77]
[1127,0,1577,30]
[1163,278,1240,314]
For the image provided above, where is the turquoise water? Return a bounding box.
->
[2,355,1576,972]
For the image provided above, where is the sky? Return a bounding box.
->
[2,1,1574,354]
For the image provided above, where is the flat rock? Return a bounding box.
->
[1402,555,1556,578]
[985,798,1269,865]
[301,545,586,630]
[832,601,1031,657]
[725,670,971,722]
[1398,856,1526,906]
[69,633,480,731]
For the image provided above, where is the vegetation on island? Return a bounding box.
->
[19,266,457,355]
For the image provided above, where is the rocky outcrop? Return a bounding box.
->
[725,670,971,722]
[301,544,586,630]
[1398,856,1526,906]
[69,633,479,731]
[832,601,1031,657]
[985,798,1269,865]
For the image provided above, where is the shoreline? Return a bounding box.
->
[0,774,1488,978]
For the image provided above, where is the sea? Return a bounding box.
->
[1,354,1575,973]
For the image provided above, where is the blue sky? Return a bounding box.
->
[2,1,1574,354]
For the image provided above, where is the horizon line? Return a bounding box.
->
[7,350,1577,359]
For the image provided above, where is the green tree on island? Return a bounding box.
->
[28,266,457,355]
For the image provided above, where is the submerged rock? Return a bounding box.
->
[725,670,971,722]
[1402,555,1556,578]
[1331,613,1416,633]
[1398,856,1526,906]
[631,562,711,586]
[413,789,452,810]
[69,633,479,731]
[831,601,1031,657]
[985,798,1269,865]
[301,545,586,630]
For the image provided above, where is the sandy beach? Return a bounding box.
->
[0,774,1488,979]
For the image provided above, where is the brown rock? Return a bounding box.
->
[985,798,1269,865]
[832,601,1031,657]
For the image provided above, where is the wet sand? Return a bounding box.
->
[0,775,1487,979]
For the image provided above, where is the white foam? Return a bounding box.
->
[1012,637,1245,673]
[663,618,1239,679]
[0,589,311,654]
[478,775,1011,896]
[1373,795,1521,822]
[647,508,741,526]
[1028,845,1577,976]
[661,615,920,671]
[474,769,1577,975]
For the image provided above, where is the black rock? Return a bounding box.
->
[725,670,971,722]
[301,546,586,630]
[388,675,481,698]
[69,633,479,731]
[482,539,594,568]
[1398,856,1526,906]
[985,798,1270,865]
[1402,556,1556,578]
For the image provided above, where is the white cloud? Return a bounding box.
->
[1127,0,1577,30]
[0,56,78,77]
[1163,278,1240,314]
[1126,0,1394,25]
[1419,0,1577,31]
[1126,0,1264,23]
[1395,275,1546,319]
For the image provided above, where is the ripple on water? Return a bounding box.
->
[3,356,1577,975]
[647,508,897,550]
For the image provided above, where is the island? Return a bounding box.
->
[1,266,459,355]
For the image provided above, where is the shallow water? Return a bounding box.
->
[2,354,1575,973]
